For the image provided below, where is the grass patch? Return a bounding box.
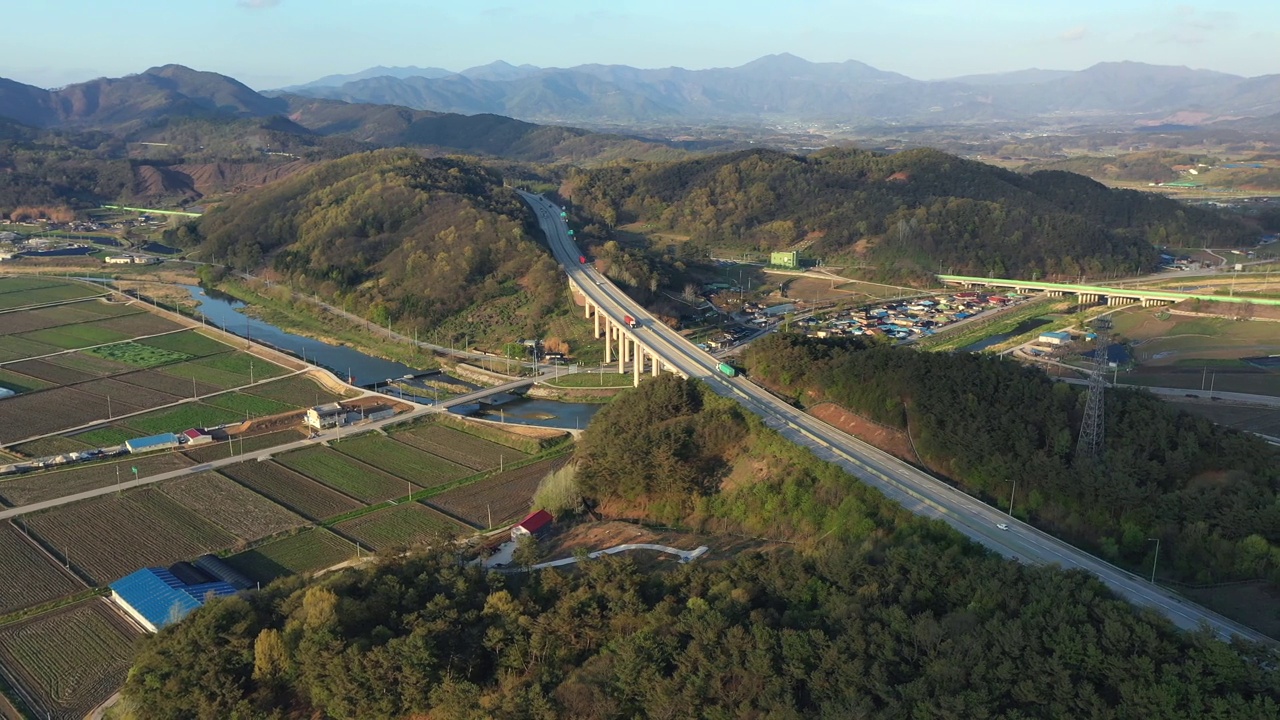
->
[83,341,192,368]
[125,403,244,435]
[544,372,633,388]
[158,354,286,390]
[0,336,61,363]
[203,392,298,417]
[223,528,355,583]
[246,374,353,406]
[333,503,464,551]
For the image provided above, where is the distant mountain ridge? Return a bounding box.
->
[285,54,1280,126]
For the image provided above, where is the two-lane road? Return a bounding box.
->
[520,191,1271,645]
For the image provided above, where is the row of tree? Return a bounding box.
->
[123,376,1280,718]
[742,335,1280,585]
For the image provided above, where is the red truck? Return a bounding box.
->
[623,315,638,328]
[579,255,587,264]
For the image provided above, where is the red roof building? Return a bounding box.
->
[511,510,554,540]
[180,428,213,446]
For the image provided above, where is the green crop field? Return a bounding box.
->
[159,472,305,542]
[0,336,61,363]
[334,503,466,551]
[219,461,363,520]
[4,358,98,386]
[245,374,351,406]
[224,528,355,583]
[0,304,111,336]
[0,283,102,310]
[0,524,84,615]
[24,488,235,584]
[40,352,132,377]
[70,425,137,447]
[157,356,280,390]
[14,322,133,350]
[83,341,192,368]
[430,456,569,529]
[91,313,183,337]
[0,599,139,720]
[203,391,297,417]
[276,446,417,503]
[392,424,529,471]
[193,352,287,380]
[125,403,243,435]
[0,276,66,294]
[137,330,233,357]
[0,367,52,393]
[333,433,470,489]
[434,415,553,454]
[10,435,93,458]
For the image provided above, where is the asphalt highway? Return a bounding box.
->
[520,190,1272,645]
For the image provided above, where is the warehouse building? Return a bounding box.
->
[109,566,238,632]
[125,433,180,454]
[305,402,349,429]
[1037,331,1072,346]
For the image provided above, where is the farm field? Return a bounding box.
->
[2,358,98,386]
[429,456,568,529]
[88,312,184,338]
[67,425,135,448]
[0,336,61,363]
[23,488,234,584]
[13,322,133,351]
[224,528,354,584]
[0,367,51,393]
[158,472,305,542]
[108,368,221,397]
[0,387,145,445]
[0,599,139,720]
[0,282,102,310]
[0,302,137,336]
[275,446,417,503]
[0,453,193,508]
[435,415,560,454]
[72,377,181,410]
[333,433,471,488]
[157,357,274,390]
[182,428,305,463]
[42,351,132,377]
[334,503,466,551]
[135,329,233,357]
[203,391,297,418]
[392,423,528,471]
[123,403,244,436]
[219,460,363,521]
[245,373,352,406]
[9,436,93,459]
[0,523,84,615]
[83,341,191,368]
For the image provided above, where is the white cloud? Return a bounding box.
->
[1059,25,1088,42]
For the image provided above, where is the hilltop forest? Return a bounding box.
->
[563,147,1254,281]
[123,376,1280,719]
[742,335,1280,587]
[168,150,570,337]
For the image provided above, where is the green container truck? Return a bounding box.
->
[717,363,737,378]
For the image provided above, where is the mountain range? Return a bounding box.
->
[282,53,1280,127]
[0,65,695,165]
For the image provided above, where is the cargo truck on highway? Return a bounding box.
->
[623,315,638,328]
[579,255,587,264]
[717,363,737,378]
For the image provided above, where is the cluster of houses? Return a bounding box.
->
[797,292,1025,341]
[0,427,218,477]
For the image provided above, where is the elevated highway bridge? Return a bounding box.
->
[938,274,1280,307]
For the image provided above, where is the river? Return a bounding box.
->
[176,284,604,429]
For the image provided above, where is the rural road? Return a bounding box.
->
[523,190,1272,646]
[0,369,573,522]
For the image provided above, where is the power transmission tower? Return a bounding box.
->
[1076,318,1110,461]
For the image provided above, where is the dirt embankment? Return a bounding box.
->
[808,402,920,464]
[526,385,624,401]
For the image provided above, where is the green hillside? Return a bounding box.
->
[173,150,568,336]
[566,147,1254,280]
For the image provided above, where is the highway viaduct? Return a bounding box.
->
[571,276,686,386]
[939,274,1280,308]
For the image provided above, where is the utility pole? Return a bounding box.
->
[1006,479,1016,515]
[1147,537,1161,583]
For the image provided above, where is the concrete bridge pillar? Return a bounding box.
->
[593,307,600,338]
[584,295,591,319]
[634,344,642,386]
[652,350,660,377]
[604,318,612,364]
[618,329,625,374]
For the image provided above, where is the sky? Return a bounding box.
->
[5,0,1280,89]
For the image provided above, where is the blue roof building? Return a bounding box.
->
[109,567,237,632]
[124,433,179,454]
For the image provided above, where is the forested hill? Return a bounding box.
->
[170,150,566,333]
[121,376,1280,718]
[565,147,1254,280]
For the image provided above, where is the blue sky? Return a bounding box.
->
[6,0,1279,88]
